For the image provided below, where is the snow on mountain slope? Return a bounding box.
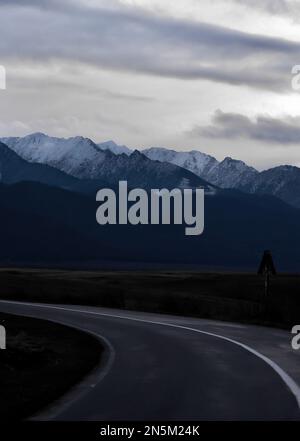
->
[143,147,218,178]
[1,137,19,149]
[143,147,258,190]
[2,134,254,190]
[241,165,300,208]
[0,141,109,194]
[0,140,80,188]
[88,149,215,190]
[1,134,214,190]
[98,140,132,156]
[4,133,300,208]
[1,133,108,179]
[205,157,259,188]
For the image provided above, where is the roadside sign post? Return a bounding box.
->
[258,250,277,296]
[257,250,277,318]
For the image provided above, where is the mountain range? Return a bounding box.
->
[48,138,299,210]
[143,148,300,209]
[2,133,300,209]
[0,132,299,269]
[0,141,111,195]
[3,132,300,208]
[1,133,214,191]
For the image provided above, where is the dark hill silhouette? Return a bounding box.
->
[0,182,299,270]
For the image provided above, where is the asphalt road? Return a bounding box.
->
[0,300,299,421]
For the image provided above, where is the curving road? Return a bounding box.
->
[0,300,299,421]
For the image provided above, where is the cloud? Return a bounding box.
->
[228,0,300,19]
[0,0,298,91]
[0,119,31,136]
[192,110,300,144]
[0,0,71,8]
[233,0,288,14]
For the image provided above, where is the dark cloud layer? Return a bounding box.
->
[193,110,300,144]
[0,0,298,91]
[0,0,68,7]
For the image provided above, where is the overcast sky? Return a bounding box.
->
[0,0,300,169]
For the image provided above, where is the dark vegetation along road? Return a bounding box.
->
[0,269,299,329]
[0,310,103,420]
[0,300,299,421]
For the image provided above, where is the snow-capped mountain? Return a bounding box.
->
[143,147,258,188]
[0,140,79,188]
[0,140,109,194]
[1,133,108,179]
[241,165,300,209]
[204,157,259,188]
[143,147,218,179]
[1,133,254,190]
[98,140,132,156]
[94,149,215,190]
[141,146,300,208]
[3,133,300,208]
[1,134,214,191]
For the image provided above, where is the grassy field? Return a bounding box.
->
[0,311,103,420]
[0,268,299,329]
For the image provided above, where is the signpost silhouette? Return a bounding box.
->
[258,250,277,297]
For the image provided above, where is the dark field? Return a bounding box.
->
[0,312,103,420]
[0,269,299,329]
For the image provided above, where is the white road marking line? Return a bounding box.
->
[1,300,300,409]
[32,327,116,420]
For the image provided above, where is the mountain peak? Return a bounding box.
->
[27,132,46,137]
[103,140,118,147]
[221,156,258,172]
[98,140,132,156]
[223,156,245,165]
[23,132,48,142]
[131,149,144,157]
[70,135,93,143]
[0,133,106,179]
[271,164,298,172]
